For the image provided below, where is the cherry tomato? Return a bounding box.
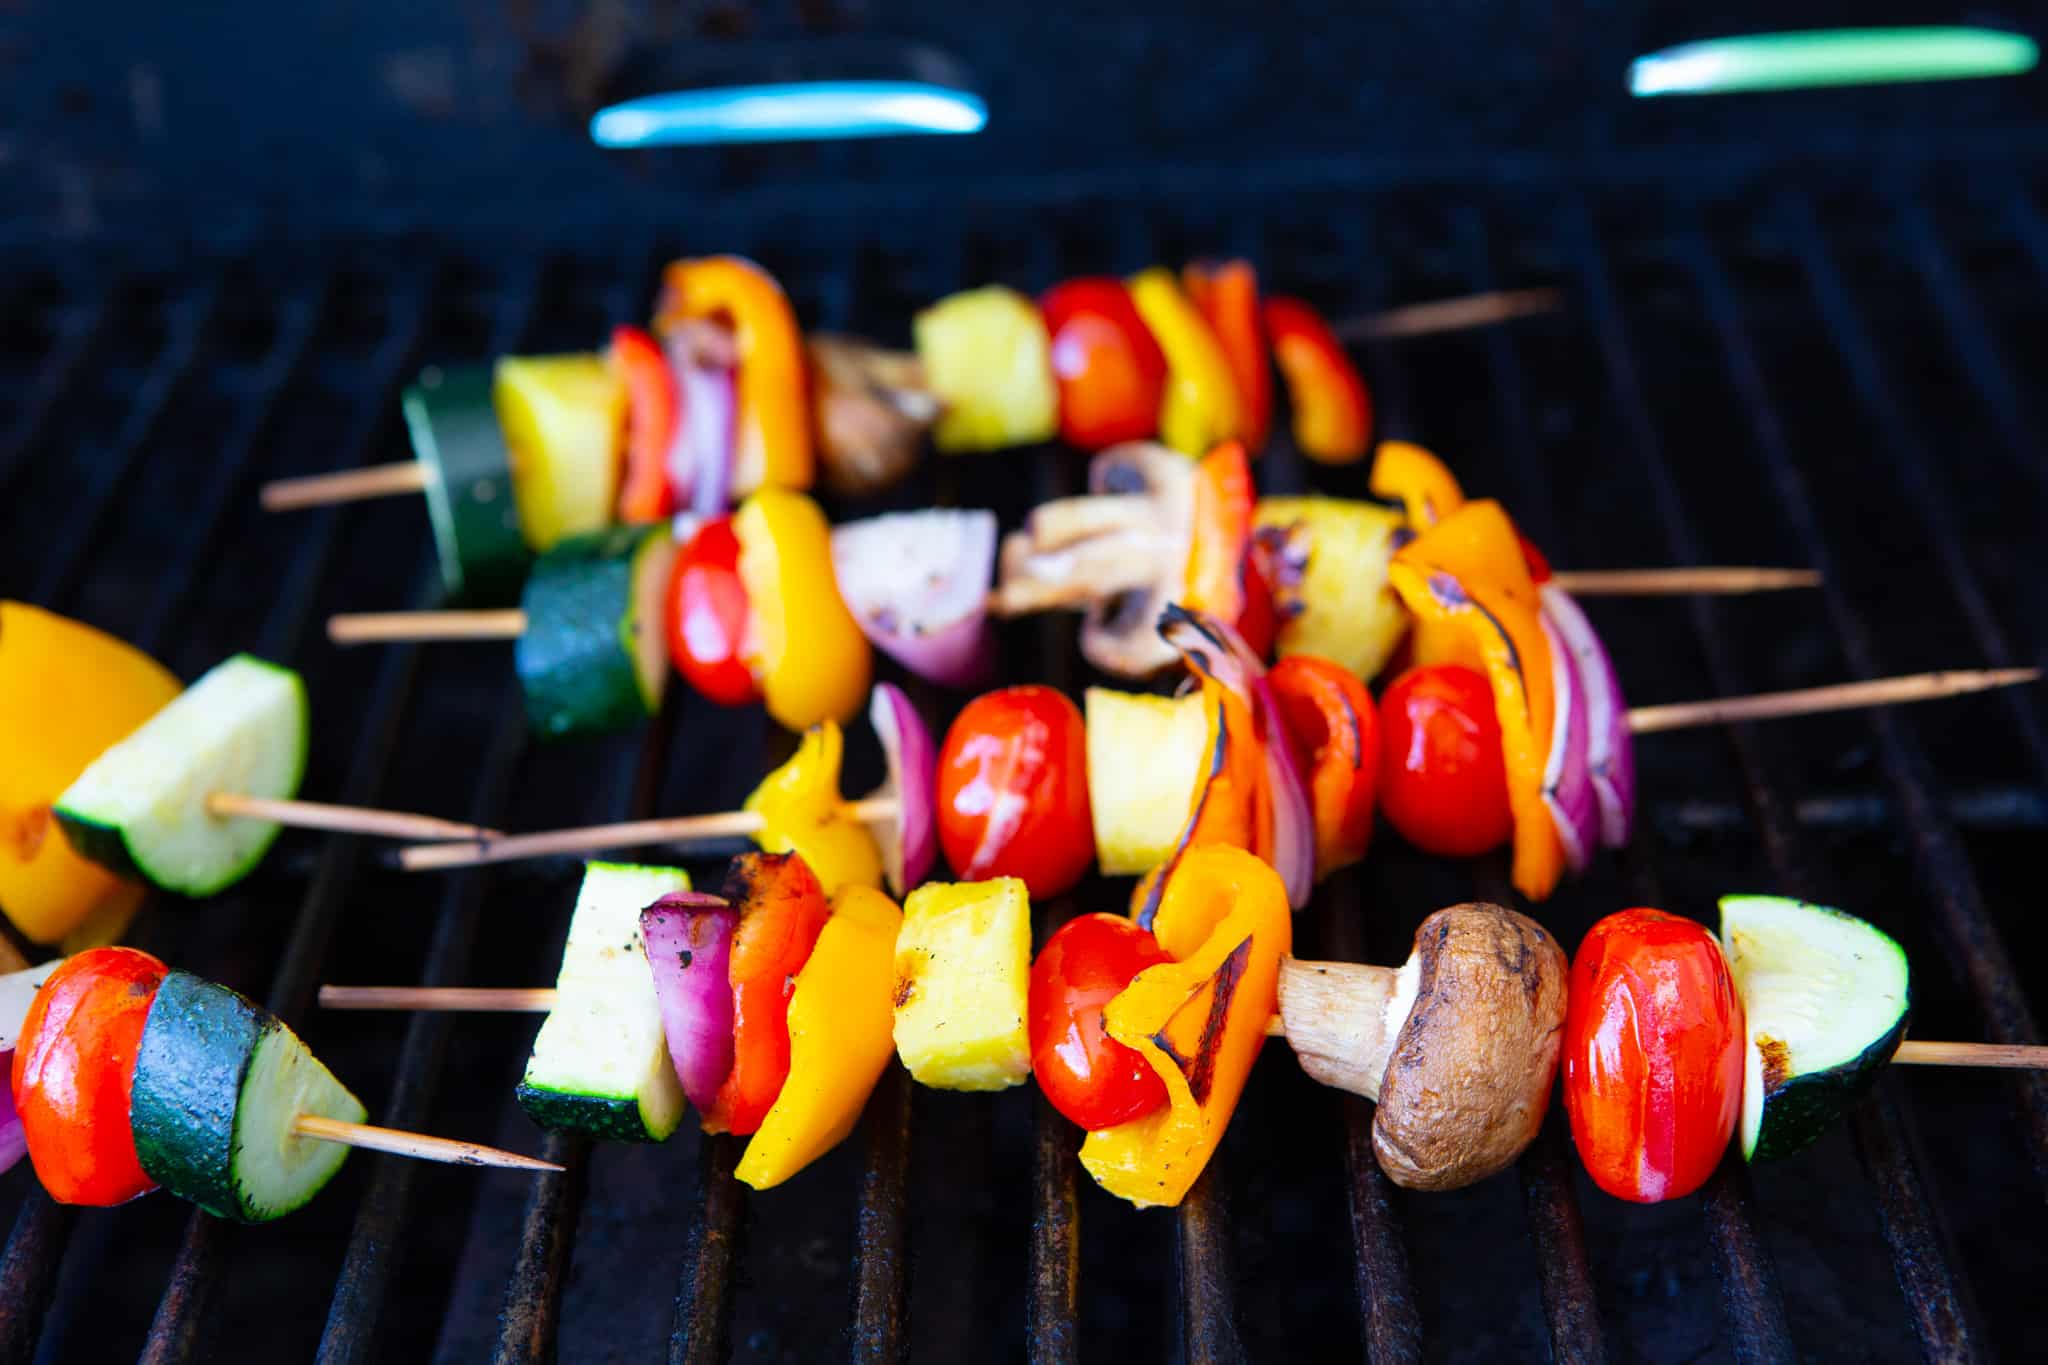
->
[1563,908,1745,1203]
[13,946,167,1206]
[1040,279,1169,450]
[1376,665,1513,858]
[666,516,759,707]
[1029,913,1172,1130]
[1269,655,1377,876]
[936,685,1093,899]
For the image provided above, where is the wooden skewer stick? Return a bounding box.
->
[331,564,1824,646]
[290,1113,561,1171]
[204,792,502,843]
[316,987,2047,1075]
[1335,287,1564,341]
[260,461,430,512]
[387,669,2038,874]
[396,793,898,873]
[1624,669,2041,736]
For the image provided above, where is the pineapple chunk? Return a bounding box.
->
[1255,496,1409,683]
[1084,688,1208,876]
[913,287,1057,453]
[493,354,625,553]
[892,878,1032,1090]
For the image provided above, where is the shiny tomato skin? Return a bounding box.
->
[13,946,167,1206]
[1029,914,1172,1130]
[1040,279,1169,450]
[1563,909,1745,1202]
[936,685,1094,899]
[1376,665,1513,858]
[666,516,760,707]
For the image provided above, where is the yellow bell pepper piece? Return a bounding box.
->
[655,255,814,495]
[744,721,884,897]
[1081,846,1290,1208]
[733,489,873,730]
[1126,268,1242,456]
[1387,500,1565,901]
[0,603,180,945]
[735,884,904,1190]
[1367,440,1467,530]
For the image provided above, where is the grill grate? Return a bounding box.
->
[0,168,2042,1362]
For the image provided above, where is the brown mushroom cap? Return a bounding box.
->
[1371,903,1568,1192]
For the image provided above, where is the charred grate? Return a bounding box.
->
[0,168,2043,1363]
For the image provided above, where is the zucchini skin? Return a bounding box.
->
[516,527,656,741]
[407,365,531,606]
[515,1083,662,1144]
[1752,1012,1909,1161]
[130,970,267,1221]
[50,809,142,885]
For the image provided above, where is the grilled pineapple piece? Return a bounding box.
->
[493,354,625,553]
[1255,496,1409,682]
[1084,688,1208,876]
[893,878,1032,1090]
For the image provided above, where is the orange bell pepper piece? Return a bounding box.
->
[1387,500,1565,900]
[1182,441,1257,634]
[1268,655,1378,879]
[1129,668,1270,927]
[1368,440,1466,530]
[609,325,679,523]
[700,852,831,1136]
[1126,268,1241,456]
[1262,296,1371,464]
[735,884,904,1189]
[1183,262,1271,452]
[1081,845,1290,1208]
[655,256,813,495]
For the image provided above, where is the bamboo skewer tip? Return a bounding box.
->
[291,1113,562,1172]
[260,461,430,512]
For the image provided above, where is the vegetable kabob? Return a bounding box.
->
[0,947,553,1219]
[321,437,1815,739]
[259,252,1550,604]
[0,602,523,945]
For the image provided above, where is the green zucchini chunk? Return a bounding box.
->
[131,971,367,1222]
[517,862,691,1143]
[406,365,531,606]
[54,655,308,897]
[1719,895,1910,1162]
[515,527,676,742]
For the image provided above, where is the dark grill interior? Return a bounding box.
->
[4,163,2047,1363]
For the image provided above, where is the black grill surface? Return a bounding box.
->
[2,166,2046,1364]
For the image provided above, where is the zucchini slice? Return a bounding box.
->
[54,655,308,897]
[515,528,676,741]
[130,971,366,1222]
[517,862,691,1143]
[1719,895,1910,1161]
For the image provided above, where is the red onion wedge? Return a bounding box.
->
[1540,585,1636,850]
[0,1071,20,1176]
[640,892,739,1112]
[1158,605,1316,910]
[869,682,938,897]
[1538,614,1597,874]
[831,509,998,688]
[664,329,739,519]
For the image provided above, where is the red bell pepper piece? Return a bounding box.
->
[1267,655,1377,878]
[1183,261,1271,453]
[1562,908,1745,1203]
[1039,279,1168,450]
[610,325,680,524]
[1263,297,1372,465]
[701,852,831,1136]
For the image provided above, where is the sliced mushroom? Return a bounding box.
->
[1279,903,1568,1191]
[809,334,942,497]
[991,441,1196,678]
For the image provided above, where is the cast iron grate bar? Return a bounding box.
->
[1456,203,1792,1364]
[1565,194,1984,1361]
[0,284,117,496]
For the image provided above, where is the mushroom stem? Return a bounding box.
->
[992,530,1160,615]
[1275,955,1421,1101]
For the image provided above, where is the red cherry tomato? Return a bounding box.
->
[1269,655,1377,877]
[1040,279,1169,450]
[1029,913,1172,1130]
[666,516,759,707]
[1563,908,1745,1203]
[936,685,1094,899]
[1376,664,1513,858]
[13,946,167,1206]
